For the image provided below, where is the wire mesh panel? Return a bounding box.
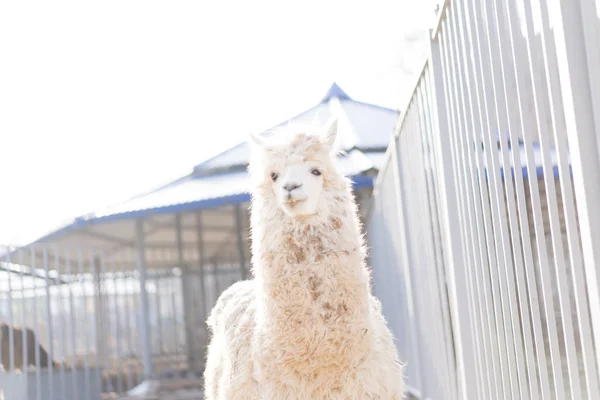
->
[367,0,600,399]
[0,246,192,399]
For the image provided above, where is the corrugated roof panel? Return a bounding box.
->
[89,171,249,219]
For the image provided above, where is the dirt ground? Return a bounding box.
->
[112,378,204,400]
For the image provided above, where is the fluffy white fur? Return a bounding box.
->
[203,119,405,399]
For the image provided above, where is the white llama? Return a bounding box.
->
[203,119,405,399]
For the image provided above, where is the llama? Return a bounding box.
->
[0,323,57,371]
[203,119,405,399]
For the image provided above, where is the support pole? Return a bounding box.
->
[176,213,195,373]
[429,37,479,400]
[93,257,108,391]
[196,212,208,329]
[235,204,248,280]
[195,212,209,374]
[553,0,600,382]
[135,219,153,379]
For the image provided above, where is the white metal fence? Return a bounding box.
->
[368,0,600,399]
[0,244,247,399]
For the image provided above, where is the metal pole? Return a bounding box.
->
[390,137,426,396]
[196,212,209,329]
[235,204,248,280]
[135,219,153,379]
[44,249,55,400]
[93,256,108,392]
[429,36,479,400]
[176,213,195,373]
[553,0,600,383]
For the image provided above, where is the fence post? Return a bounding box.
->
[552,0,600,381]
[176,213,195,374]
[427,35,479,400]
[135,219,154,379]
[390,135,425,397]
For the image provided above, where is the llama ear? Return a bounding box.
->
[247,132,265,151]
[322,118,338,149]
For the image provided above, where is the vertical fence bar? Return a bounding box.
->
[497,0,554,397]
[196,212,208,330]
[66,249,78,396]
[77,248,91,397]
[415,74,454,399]
[136,219,153,379]
[18,249,29,390]
[422,67,459,400]
[0,253,4,369]
[469,2,526,397]
[442,11,490,398]
[123,258,135,390]
[111,252,124,394]
[488,1,547,397]
[391,133,425,397]
[442,9,512,397]
[429,27,479,400]
[552,0,600,387]
[44,248,55,400]
[169,265,179,359]
[235,204,248,280]
[196,211,209,375]
[55,249,67,396]
[93,255,107,393]
[34,247,41,400]
[516,1,584,397]
[155,270,164,356]
[5,249,15,373]
[176,213,195,373]
[534,0,600,396]
[448,2,518,397]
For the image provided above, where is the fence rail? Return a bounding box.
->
[368,0,600,399]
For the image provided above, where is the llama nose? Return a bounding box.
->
[283,182,302,192]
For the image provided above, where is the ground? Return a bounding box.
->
[112,377,204,400]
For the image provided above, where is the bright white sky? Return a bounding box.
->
[0,0,437,245]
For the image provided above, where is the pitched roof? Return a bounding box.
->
[193,82,399,174]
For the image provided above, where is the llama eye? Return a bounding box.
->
[270,172,279,182]
[311,168,322,176]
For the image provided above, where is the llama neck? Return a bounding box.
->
[250,191,371,327]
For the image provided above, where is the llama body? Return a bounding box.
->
[204,120,405,399]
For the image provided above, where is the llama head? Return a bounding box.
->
[247,118,345,219]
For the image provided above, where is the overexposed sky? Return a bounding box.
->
[0,0,437,245]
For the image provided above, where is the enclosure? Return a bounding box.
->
[367,0,600,399]
[2,0,600,398]
[0,207,254,398]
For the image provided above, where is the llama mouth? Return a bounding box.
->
[286,198,305,206]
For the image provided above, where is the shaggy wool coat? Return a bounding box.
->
[204,130,405,399]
